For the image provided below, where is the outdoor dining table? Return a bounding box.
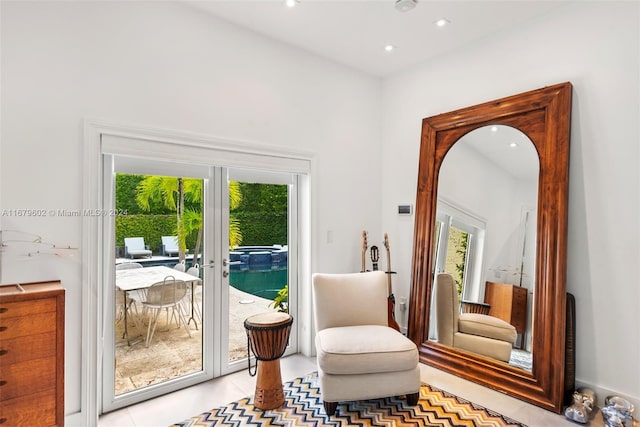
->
[116,265,202,345]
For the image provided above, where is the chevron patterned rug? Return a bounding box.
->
[171,371,527,426]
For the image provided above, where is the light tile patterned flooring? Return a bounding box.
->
[100,353,610,427]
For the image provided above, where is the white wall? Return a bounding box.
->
[0,1,382,420]
[2,0,639,420]
[381,0,639,409]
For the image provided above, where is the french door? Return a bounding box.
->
[101,155,298,412]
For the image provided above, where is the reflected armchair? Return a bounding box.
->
[434,273,516,362]
[312,271,420,415]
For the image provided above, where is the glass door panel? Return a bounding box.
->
[222,169,297,374]
[113,173,205,397]
[103,156,214,413]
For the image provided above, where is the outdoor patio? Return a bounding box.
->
[114,286,275,396]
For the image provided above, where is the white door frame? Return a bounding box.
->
[81,119,315,425]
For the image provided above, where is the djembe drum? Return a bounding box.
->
[244,312,293,410]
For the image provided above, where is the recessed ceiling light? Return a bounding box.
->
[384,45,396,52]
[285,0,298,8]
[395,0,418,13]
[435,18,451,27]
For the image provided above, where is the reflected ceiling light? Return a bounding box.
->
[435,18,451,27]
[285,0,298,8]
[491,126,499,132]
[509,142,518,148]
[395,0,417,12]
[384,44,395,52]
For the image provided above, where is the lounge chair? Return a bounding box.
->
[162,236,184,257]
[124,237,152,258]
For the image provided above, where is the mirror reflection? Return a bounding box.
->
[428,125,538,372]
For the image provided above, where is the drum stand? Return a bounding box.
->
[254,359,285,409]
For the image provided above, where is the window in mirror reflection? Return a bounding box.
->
[429,201,486,341]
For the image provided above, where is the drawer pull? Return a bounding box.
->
[0,326,6,332]
[0,308,7,313]
[0,380,6,386]
[0,417,6,424]
[0,349,7,356]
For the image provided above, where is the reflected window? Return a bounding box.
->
[434,209,484,302]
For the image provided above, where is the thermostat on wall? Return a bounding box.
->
[398,204,413,215]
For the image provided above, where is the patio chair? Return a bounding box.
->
[161,236,185,257]
[115,262,144,334]
[141,276,192,347]
[115,262,143,270]
[124,237,152,259]
[185,264,202,325]
[116,262,146,302]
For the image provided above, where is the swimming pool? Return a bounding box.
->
[229,268,287,300]
[229,246,288,270]
[228,246,288,300]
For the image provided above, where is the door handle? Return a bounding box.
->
[199,260,215,268]
[223,259,242,266]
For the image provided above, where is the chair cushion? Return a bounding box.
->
[128,249,151,255]
[458,313,517,343]
[316,325,418,375]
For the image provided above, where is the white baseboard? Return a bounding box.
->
[65,411,88,427]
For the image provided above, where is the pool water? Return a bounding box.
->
[229,268,287,300]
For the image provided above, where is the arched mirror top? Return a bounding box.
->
[409,83,572,413]
[436,123,541,177]
[439,124,539,201]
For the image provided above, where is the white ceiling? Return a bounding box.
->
[184,0,569,77]
[457,125,539,180]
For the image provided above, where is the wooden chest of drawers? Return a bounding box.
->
[0,281,65,426]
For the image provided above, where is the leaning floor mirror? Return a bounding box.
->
[408,82,572,413]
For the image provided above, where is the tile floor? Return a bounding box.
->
[99,353,607,427]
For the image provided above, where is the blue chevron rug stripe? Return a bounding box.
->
[170,372,527,426]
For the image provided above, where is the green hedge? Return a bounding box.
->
[235,212,287,246]
[233,183,288,246]
[115,214,197,255]
[115,180,288,254]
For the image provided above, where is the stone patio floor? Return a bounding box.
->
[114,286,274,396]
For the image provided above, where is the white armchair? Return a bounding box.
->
[312,271,420,415]
[434,273,517,362]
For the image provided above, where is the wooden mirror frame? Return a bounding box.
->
[408,82,572,413]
